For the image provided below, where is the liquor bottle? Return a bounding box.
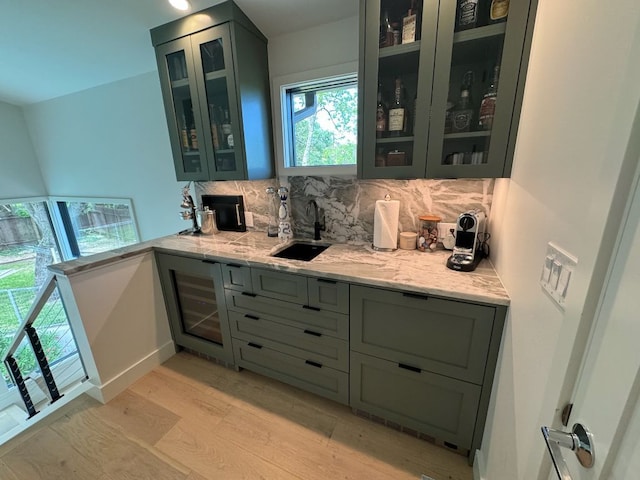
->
[209,104,221,150]
[376,84,387,137]
[402,0,418,44]
[478,66,500,130]
[387,77,406,136]
[487,0,509,24]
[180,114,190,151]
[451,71,474,133]
[221,109,232,149]
[456,0,479,31]
[380,10,394,48]
[189,110,198,150]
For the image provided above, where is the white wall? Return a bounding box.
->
[56,252,175,403]
[0,101,46,199]
[22,72,184,241]
[267,15,359,78]
[482,1,640,478]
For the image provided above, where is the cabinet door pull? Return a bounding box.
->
[402,292,429,301]
[241,292,257,297]
[248,342,263,349]
[317,278,337,284]
[303,329,322,337]
[398,363,422,373]
[305,360,322,368]
[302,305,321,312]
[202,259,217,265]
[228,263,242,268]
[244,314,259,320]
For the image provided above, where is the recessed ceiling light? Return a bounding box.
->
[169,0,191,11]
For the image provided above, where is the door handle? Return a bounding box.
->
[541,423,594,480]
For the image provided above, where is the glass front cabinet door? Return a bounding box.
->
[359,0,537,179]
[156,253,234,363]
[152,3,274,182]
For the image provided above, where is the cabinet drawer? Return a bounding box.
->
[350,285,494,384]
[226,290,348,340]
[233,340,349,405]
[308,277,349,314]
[350,351,481,449]
[220,263,252,292]
[251,268,308,304]
[228,310,349,372]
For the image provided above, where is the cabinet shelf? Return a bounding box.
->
[379,40,421,58]
[443,131,491,140]
[376,136,414,144]
[171,78,190,89]
[453,23,507,44]
[205,69,227,81]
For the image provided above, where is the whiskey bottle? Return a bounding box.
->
[221,109,232,149]
[189,110,198,150]
[180,114,190,151]
[380,10,394,48]
[456,0,479,31]
[209,104,221,150]
[478,66,500,130]
[451,72,474,133]
[387,77,406,136]
[402,0,418,44]
[488,0,509,24]
[376,84,387,137]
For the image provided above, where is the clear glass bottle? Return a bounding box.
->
[451,71,474,133]
[388,77,406,136]
[478,66,500,130]
[265,187,279,237]
[376,83,387,137]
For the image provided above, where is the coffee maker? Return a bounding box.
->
[446,210,486,272]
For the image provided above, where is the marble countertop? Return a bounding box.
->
[49,231,509,306]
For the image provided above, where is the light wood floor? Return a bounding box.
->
[0,352,472,480]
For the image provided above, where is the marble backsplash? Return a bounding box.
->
[195,176,494,244]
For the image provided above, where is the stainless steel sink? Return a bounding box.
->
[271,241,330,261]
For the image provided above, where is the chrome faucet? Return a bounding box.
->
[306,199,325,240]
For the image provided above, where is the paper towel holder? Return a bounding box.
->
[372,194,400,252]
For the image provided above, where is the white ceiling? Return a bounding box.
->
[0,0,358,106]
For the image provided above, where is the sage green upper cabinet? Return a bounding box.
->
[358,0,537,179]
[151,1,274,182]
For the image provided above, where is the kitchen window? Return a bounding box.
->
[273,63,358,177]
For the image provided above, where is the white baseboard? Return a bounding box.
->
[474,449,487,480]
[86,341,176,404]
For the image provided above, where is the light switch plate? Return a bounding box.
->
[245,211,254,227]
[540,242,577,310]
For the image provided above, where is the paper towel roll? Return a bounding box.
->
[373,199,400,250]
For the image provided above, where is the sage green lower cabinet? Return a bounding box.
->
[350,351,481,447]
[226,269,350,404]
[156,253,234,364]
[349,285,506,463]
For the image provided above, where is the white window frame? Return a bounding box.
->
[272,62,358,179]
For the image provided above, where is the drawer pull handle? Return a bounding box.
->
[244,314,259,320]
[228,263,242,268]
[202,259,217,265]
[248,342,262,349]
[317,278,337,284]
[241,292,257,297]
[303,329,322,337]
[305,360,322,368]
[303,305,321,312]
[402,292,429,301]
[398,363,422,373]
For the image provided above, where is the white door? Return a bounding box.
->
[543,161,640,478]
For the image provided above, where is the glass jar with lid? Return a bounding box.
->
[418,214,441,252]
